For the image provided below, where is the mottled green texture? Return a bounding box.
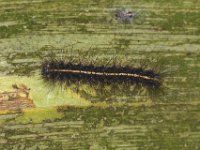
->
[0,0,200,149]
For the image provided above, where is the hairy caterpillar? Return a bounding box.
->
[41,60,161,89]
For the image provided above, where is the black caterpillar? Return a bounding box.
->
[41,60,161,88]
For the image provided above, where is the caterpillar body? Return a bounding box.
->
[41,60,161,88]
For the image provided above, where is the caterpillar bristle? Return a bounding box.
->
[41,60,161,89]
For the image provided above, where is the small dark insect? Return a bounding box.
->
[115,9,137,23]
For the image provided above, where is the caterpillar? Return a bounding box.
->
[41,60,161,89]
